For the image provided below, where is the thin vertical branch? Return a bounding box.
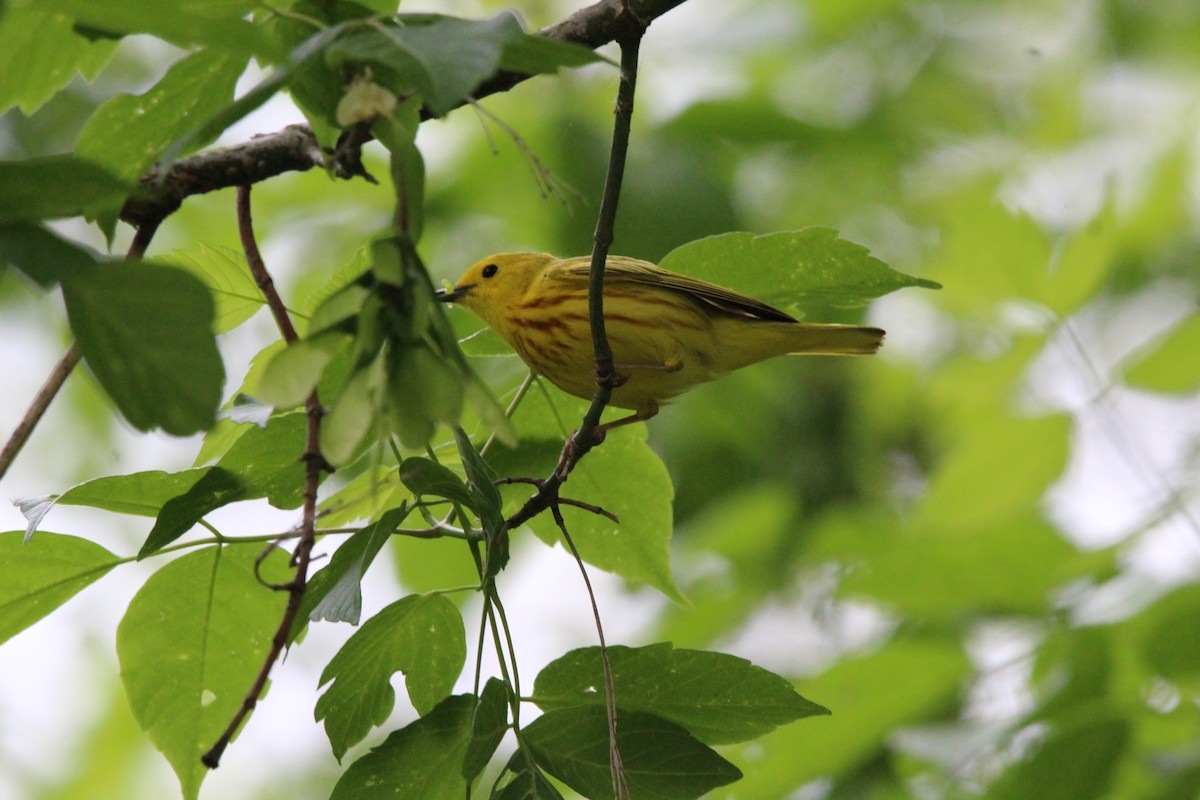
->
[0,222,159,482]
[549,504,630,800]
[203,186,326,769]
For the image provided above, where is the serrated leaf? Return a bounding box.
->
[658,229,939,315]
[523,707,742,800]
[316,594,466,760]
[463,677,509,782]
[117,544,291,800]
[0,156,129,222]
[533,644,828,745]
[75,49,247,186]
[140,415,308,556]
[156,244,263,333]
[0,530,120,645]
[62,260,224,436]
[330,694,476,800]
[0,8,116,115]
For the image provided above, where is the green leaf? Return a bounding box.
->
[498,32,608,75]
[157,22,346,166]
[117,544,292,800]
[523,707,742,800]
[807,511,1096,618]
[728,641,970,798]
[0,156,129,222]
[0,530,119,645]
[494,751,566,800]
[388,15,510,117]
[462,677,509,782]
[62,260,224,436]
[454,428,503,529]
[295,505,409,635]
[491,390,683,603]
[913,413,1071,530]
[258,332,352,409]
[316,594,466,760]
[399,457,479,511]
[140,415,308,556]
[533,644,828,745]
[657,229,939,316]
[1139,584,1200,679]
[330,694,476,800]
[15,0,280,60]
[1123,311,1200,394]
[0,8,116,115]
[986,713,1129,800]
[155,244,264,334]
[75,49,247,185]
[23,467,210,541]
[0,222,98,287]
[322,356,386,467]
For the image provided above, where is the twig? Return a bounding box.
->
[0,222,159,482]
[202,186,328,769]
[548,503,630,800]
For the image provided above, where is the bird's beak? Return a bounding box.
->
[435,284,472,303]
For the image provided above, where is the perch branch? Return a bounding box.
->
[202,187,328,769]
[116,0,688,230]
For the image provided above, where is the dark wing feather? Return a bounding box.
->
[550,255,797,323]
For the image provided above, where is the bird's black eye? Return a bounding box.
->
[482,264,499,278]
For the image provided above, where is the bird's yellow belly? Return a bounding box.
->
[511,313,720,412]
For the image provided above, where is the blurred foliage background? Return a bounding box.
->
[3,0,1200,798]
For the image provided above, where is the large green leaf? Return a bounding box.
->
[315,593,466,760]
[523,707,742,800]
[329,694,476,800]
[0,156,129,222]
[461,677,508,783]
[657,229,939,315]
[12,0,280,60]
[62,260,224,436]
[153,244,264,334]
[0,222,103,287]
[0,531,120,645]
[0,8,116,115]
[75,49,247,185]
[117,544,292,800]
[533,644,828,745]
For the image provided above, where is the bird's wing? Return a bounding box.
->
[550,256,797,322]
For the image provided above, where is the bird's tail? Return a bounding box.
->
[779,322,885,355]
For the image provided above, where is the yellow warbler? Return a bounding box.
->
[438,252,884,431]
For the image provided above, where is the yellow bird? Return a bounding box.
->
[438,252,884,433]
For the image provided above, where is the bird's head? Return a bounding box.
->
[437,252,554,327]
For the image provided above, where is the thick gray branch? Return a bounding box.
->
[118,0,689,229]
